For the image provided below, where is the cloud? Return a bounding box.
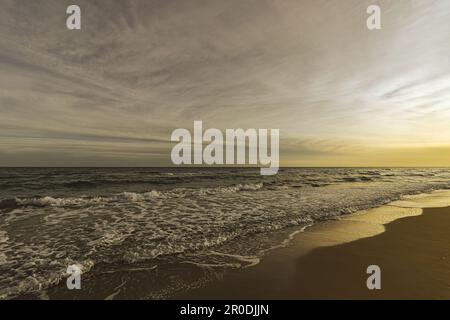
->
[0,0,449,166]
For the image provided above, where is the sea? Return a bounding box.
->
[0,167,449,299]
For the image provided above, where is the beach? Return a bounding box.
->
[2,168,450,299]
[176,191,450,299]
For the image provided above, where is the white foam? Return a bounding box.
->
[208,251,260,268]
[390,190,450,208]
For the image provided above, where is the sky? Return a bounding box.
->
[0,0,449,167]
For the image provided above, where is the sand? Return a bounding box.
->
[176,191,450,299]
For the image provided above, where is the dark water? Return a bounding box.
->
[0,167,449,299]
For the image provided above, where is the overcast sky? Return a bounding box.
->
[0,0,449,166]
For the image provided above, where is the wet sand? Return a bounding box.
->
[176,192,450,299]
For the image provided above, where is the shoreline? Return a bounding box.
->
[12,189,450,300]
[175,190,450,299]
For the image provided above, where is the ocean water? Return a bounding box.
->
[0,167,449,299]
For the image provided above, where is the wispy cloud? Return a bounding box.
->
[0,0,449,166]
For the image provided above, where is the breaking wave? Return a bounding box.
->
[6,183,265,209]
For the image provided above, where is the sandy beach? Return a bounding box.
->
[176,191,450,300]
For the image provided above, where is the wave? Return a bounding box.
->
[14,196,106,208]
[0,177,185,191]
[0,259,94,300]
[12,192,163,208]
[342,176,374,182]
[2,168,450,299]
[2,182,266,210]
